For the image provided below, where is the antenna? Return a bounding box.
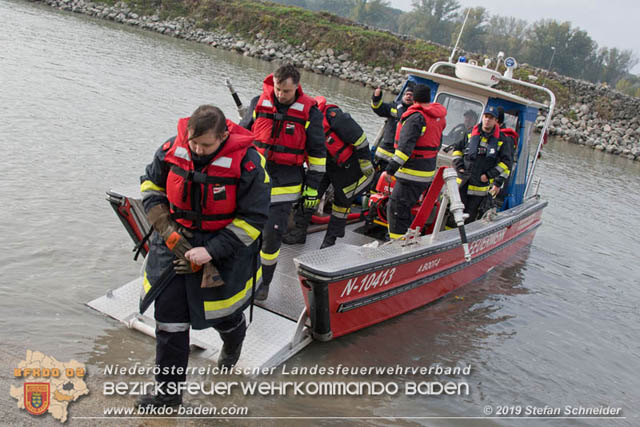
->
[449,8,471,63]
[495,51,505,71]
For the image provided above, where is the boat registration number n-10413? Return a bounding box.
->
[339,267,397,298]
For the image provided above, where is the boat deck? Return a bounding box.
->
[259,222,377,321]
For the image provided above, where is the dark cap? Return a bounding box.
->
[413,84,431,103]
[483,105,499,118]
[404,81,416,93]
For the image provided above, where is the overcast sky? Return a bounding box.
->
[388,0,640,73]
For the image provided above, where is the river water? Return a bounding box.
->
[2,1,639,425]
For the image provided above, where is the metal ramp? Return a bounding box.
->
[87,277,312,369]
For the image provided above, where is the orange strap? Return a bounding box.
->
[190,262,203,272]
[165,231,181,250]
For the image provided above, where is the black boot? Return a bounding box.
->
[320,215,346,249]
[218,318,246,368]
[254,283,269,301]
[136,383,182,408]
[320,235,336,249]
[282,207,314,244]
[282,225,307,244]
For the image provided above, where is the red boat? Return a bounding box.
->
[91,57,555,367]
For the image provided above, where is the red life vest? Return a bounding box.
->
[251,74,315,166]
[164,118,253,231]
[500,127,519,149]
[315,96,354,166]
[394,103,446,159]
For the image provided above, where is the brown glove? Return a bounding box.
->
[200,262,225,288]
[172,258,203,274]
[172,259,224,288]
[147,204,193,259]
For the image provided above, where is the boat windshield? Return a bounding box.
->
[502,111,518,130]
[436,93,483,146]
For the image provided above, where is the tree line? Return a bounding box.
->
[272,0,639,96]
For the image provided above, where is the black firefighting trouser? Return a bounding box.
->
[261,202,294,290]
[154,274,245,386]
[459,183,487,223]
[387,178,429,238]
[291,156,363,242]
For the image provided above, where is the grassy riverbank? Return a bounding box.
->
[103,0,448,69]
[98,0,573,106]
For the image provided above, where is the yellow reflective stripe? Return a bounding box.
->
[143,271,151,294]
[253,110,257,119]
[271,184,302,196]
[260,249,280,266]
[140,180,165,193]
[389,232,404,240]
[231,218,260,242]
[371,99,383,109]
[456,177,462,184]
[498,140,504,147]
[257,152,270,184]
[420,126,426,136]
[308,156,326,166]
[468,184,490,192]
[497,162,509,172]
[203,268,262,312]
[353,133,367,147]
[305,121,310,129]
[376,147,393,158]
[390,108,397,115]
[332,204,349,213]
[452,150,464,157]
[397,167,435,177]
[260,249,280,261]
[393,150,409,162]
[342,174,367,194]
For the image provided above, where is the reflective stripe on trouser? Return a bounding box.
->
[467,184,490,196]
[460,183,487,223]
[387,179,430,238]
[331,204,350,219]
[261,202,293,288]
[394,167,435,183]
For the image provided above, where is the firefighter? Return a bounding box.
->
[240,64,326,301]
[451,105,514,222]
[370,82,415,171]
[138,105,270,407]
[385,84,447,239]
[282,96,374,248]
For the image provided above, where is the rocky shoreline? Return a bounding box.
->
[36,0,640,161]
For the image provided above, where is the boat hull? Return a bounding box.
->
[296,199,545,340]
